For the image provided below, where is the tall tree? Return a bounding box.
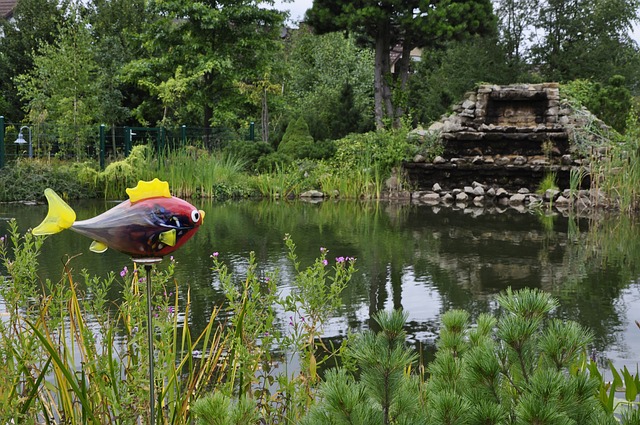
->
[121,0,285,135]
[284,26,374,141]
[0,0,67,122]
[494,0,539,68]
[530,0,640,83]
[306,0,496,128]
[85,0,147,126]
[15,3,101,158]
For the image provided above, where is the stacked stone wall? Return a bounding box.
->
[405,83,611,192]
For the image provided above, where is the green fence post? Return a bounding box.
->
[249,121,255,141]
[181,125,186,147]
[125,126,131,156]
[99,124,105,169]
[0,116,4,168]
[159,127,165,154]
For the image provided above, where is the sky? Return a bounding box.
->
[271,0,313,25]
[270,0,640,44]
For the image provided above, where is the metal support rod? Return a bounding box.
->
[134,257,162,425]
[145,263,155,425]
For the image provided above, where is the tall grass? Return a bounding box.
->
[156,146,249,199]
[0,220,226,424]
[592,142,640,212]
[99,145,250,200]
[1,220,357,423]
[252,163,301,200]
[315,167,383,200]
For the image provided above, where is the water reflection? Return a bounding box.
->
[0,199,639,370]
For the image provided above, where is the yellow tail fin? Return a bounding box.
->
[32,189,76,235]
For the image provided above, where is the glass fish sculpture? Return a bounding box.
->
[32,178,205,258]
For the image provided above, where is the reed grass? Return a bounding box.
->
[252,163,301,200]
[0,220,227,424]
[99,145,249,200]
[315,168,381,199]
[587,110,640,212]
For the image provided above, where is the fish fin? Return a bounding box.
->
[126,178,171,204]
[90,241,109,253]
[159,229,176,247]
[32,189,77,235]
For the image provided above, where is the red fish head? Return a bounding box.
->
[130,196,205,257]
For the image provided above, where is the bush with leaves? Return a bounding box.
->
[223,140,275,172]
[0,158,99,201]
[98,144,153,198]
[302,288,617,425]
[561,77,632,134]
[331,128,412,177]
[277,117,334,161]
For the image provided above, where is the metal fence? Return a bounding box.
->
[0,116,257,168]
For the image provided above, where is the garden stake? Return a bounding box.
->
[30,178,205,424]
[135,257,163,425]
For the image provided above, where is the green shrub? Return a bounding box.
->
[332,128,412,176]
[255,151,292,173]
[98,144,153,198]
[302,288,614,425]
[277,117,316,159]
[561,77,632,133]
[223,140,275,172]
[0,159,99,201]
[424,287,611,425]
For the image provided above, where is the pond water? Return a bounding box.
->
[1,198,639,372]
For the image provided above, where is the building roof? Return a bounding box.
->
[0,0,18,19]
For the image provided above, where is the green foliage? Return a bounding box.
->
[97,144,252,200]
[537,172,559,195]
[192,392,260,425]
[99,144,152,198]
[211,248,278,402]
[331,128,412,176]
[255,151,293,174]
[409,127,446,162]
[278,117,313,157]
[0,0,65,123]
[529,0,640,85]
[561,77,633,133]
[306,0,496,127]
[15,4,102,159]
[284,27,375,141]
[425,287,608,425]
[121,0,285,128]
[0,159,99,201]
[302,310,426,425]
[223,140,275,172]
[589,108,640,212]
[203,238,356,424]
[409,37,515,124]
[0,221,226,423]
[587,360,640,419]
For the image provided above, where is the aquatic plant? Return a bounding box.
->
[252,163,301,200]
[97,144,250,200]
[537,171,559,195]
[0,220,226,424]
[198,237,357,424]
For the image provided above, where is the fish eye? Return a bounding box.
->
[191,210,200,223]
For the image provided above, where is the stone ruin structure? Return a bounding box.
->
[404,83,611,192]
